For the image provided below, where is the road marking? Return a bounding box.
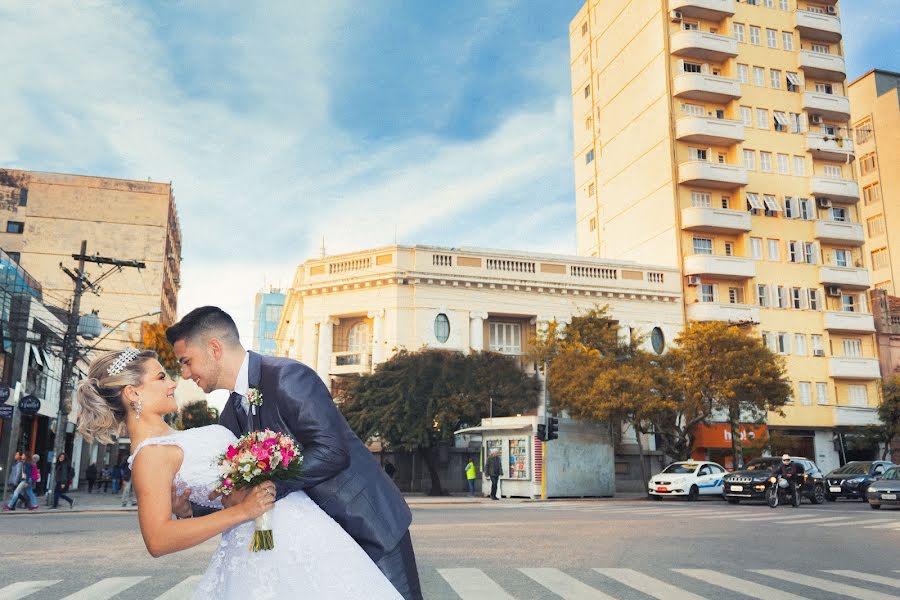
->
[770,516,854,525]
[0,580,62,600]
[820,518,896,527]
[674,569,811,600]
[153,576,204,599]
[519,568,617,600]
[438,568,516,599]
[60,577,149,600]
[733,513,831,522]
[825,570,900,589]
[594,568,706,599]
[862,520,900,529]
[753,570,898,600]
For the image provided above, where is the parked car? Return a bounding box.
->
[824,461,894,502]
[648,461,726,501]
[723,456,826,504]
[867,466,900,510]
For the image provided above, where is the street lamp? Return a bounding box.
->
[83,310,162,353]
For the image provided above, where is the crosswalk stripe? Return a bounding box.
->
[674,569,811,600]
[753,570,898,600]
[770,516,854,525]
[60,576,149,600]
[733,514,830,522]
[519,568,617,600]
[438,568,516,599]
[862,520,900,529]
[821,518,897,527]
[594,568,706,599]
[825,570,900,589]
[0,580,62,600]
[153,576,204,600]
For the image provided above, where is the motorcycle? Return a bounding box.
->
[766,476,800,508]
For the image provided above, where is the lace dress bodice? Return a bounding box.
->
[128,424,237,510]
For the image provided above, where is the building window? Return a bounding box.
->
[859,154,877,176]
[691,191,711,208]
[693,237,713,255]
[588,182,595,196]
[798,382,811,406]
[681,103,705,116]
[793,156,806,176]
[767,239,780,261]
[831,206,847,222]
[728,287,744,304]
[489,322,521,355]
[782,31,794,51]
[743,149,756,170]
[799,200,813,221]
[757,284,769,307]
[737,64,749,85]
[833,249,849,267]
[751,237,763,260]
[584,84,591,98]
[770,69,782,90]
[788,241,802,263]
[7,252,20,263]
[689,147,708,161]
[682,21,699,31]
[760,152,773,172]
[808,289,820,310]
[724,242,734,256]
[589,217,597,232]
[776,286,789,309]
[816,382,828,405]
[756,108,768,129]
[867,215,886,237]
[773,111,789,132]
[434,314,450,344]
[863,183,881,205]
[582,21,588,36]
[823,164,842,178]
[855,120,873,144]
[777,154,790,174]
[5,222,24,234]
[740,106,752,126]
[812,43,829,55]
[811,334,824,356]
[734,23,745,43]
[848,385,868,407]
[753,66,765,87]
[764,0,774,7]
[776,332,790,354]
[749,26,761,46]
[650,327,665,355]
[18,190,27,207]
[841,294,856,313]
[747,192,764,211]
[586,149,594,164]
[766,29,778,48]
[872,247,889,270]
[700,283,716,303]
[795,334,807,356]
[843,339,862,357]
[683,62,703,74]
[780,0,790,9]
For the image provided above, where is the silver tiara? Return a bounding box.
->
[108,347,141,376]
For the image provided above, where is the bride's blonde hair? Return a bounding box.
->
[76,349,158,443]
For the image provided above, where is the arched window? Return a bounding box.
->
[434,313,450,344]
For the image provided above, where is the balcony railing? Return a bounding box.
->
[670,0,735,20]
[678,161,748,189]
[806,132,855,162]
[818,266,870,290]
[681,207,751,233]
[823,311,876,333]
[673,73,741,103]
[794,10,842,43]
[828,357,880,380]
[802,92,850,122]
[686,302,759,324]
[814,220,864,246]
[833,406,879,426]
[670,31,738,62]
[675,116,744,145]
[810,176,859,203]
[330,351,372,375]
[684,254,755,280]
[799,50,846,82]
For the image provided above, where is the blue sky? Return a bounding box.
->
[1,1,897,338]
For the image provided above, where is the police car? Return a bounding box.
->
[648,461,726,501]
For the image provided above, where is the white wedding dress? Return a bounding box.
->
[128,424,402,600]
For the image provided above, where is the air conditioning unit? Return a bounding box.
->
[827,6,837,14]
[810,115,824,125]
[813,349,825,357]
[670,10,683,21]
[826,285,842,297]
[817,197,832,209]
[687,275,701,286]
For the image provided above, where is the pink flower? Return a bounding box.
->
[225,446,238,460]
[280,448,292,466]
[223,478,233,487]
[263,437,277,449]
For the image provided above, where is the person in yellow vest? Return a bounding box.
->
[464,458,477,497]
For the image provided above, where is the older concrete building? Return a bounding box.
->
[871,289,900,380]
[849,69,900,297]
[0,170,182,348]
[570,0,877,471]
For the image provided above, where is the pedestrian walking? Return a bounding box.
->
[464,458,477,497]
[99,466,111,493]
[111,461,123,494]
[485,449,503,500]
[4,452,38,511]
[85,463,97,493]
[52,453,74,509]
[120,461,136,506]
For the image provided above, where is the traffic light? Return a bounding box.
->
[536,423,547,441]
[547,417,559,441]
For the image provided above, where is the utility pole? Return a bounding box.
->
[45,241,145,504]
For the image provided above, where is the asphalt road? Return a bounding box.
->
[1,497,898,599]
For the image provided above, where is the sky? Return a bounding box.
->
[1,1,897,342]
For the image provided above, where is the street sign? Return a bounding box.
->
[0,404,12,419]
[0,383,10,403]
[18,394,41,416]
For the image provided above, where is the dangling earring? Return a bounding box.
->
[131,394,142,420]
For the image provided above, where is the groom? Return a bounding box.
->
[167,306,422,599]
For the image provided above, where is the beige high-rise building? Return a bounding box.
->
[570,0,878,471]
[0,169,182,347]
[849,69,900,296]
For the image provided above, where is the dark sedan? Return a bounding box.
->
[723,456,826,504]
[868,466,900,509]
[825,460,895,502]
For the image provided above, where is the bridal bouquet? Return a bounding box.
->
[215,429,303,551]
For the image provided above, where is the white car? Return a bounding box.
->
[648,461,727,501]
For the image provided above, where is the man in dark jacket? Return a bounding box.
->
[85,463,98,493]
[771,454,805,506]
[485,449,503,500]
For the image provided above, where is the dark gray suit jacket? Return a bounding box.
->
[218,351,412,561]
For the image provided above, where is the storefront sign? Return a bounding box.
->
[0,404,13,419]
[18,394,41,416]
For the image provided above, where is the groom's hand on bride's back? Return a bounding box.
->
[171,485,193,519]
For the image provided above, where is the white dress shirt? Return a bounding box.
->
[233,352,250,412]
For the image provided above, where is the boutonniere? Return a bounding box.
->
[247,388,263,414]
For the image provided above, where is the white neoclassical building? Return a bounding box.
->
[275,245,684,386]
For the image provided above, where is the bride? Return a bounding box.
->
[75,348,402,599]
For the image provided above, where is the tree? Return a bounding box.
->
[667,321,791,465]
[175,400,220,430]
[340,349,539,495]
[137,321,179,378]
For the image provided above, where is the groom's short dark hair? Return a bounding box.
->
[166,306,241,348]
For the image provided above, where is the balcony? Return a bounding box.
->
[681,207,751,233]
[819,266,871,290]
[673,73,742,103]
[686,302,759,324]
[330,351,372,375]
[675,116,744,145]
[670,0,735,20]
[794,11,842,43]
[798,50,846,82]
[671,31,738,62]
[823,311,876,333]
[678,161,748,189]
[833,406,880,427]
[810,176,859,203]
[806,133,855,162]
[814,220,865,246]
[802,92,850,122]
[828,357,881,380]
[684,254,755,280]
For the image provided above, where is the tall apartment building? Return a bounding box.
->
[849,69,900,296]
[570,0,878,470]
[252,288,286,356]
[0,170,182,348]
